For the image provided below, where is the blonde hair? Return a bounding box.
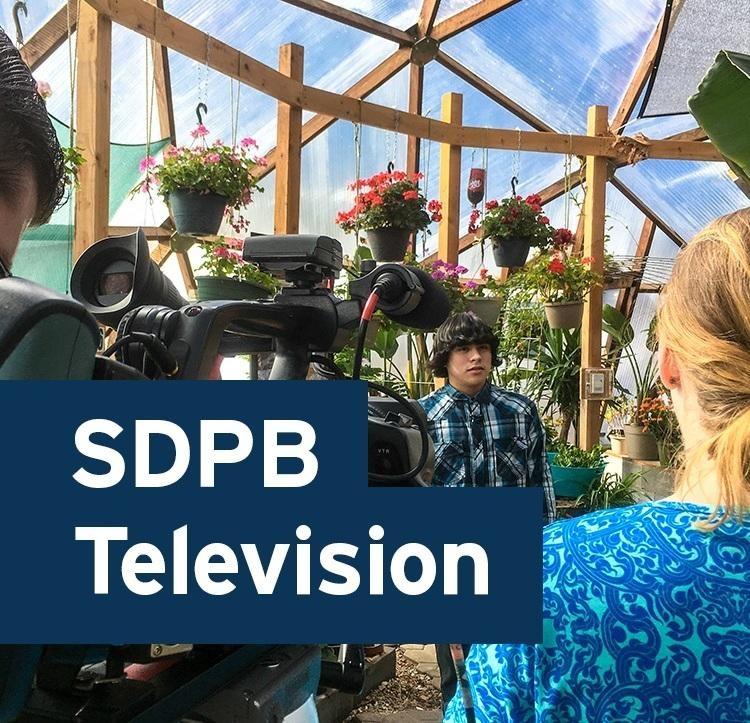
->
[658,209,750,528]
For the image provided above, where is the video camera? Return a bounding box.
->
[0,230,450,721]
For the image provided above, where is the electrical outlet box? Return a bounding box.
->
[581,367,614,400]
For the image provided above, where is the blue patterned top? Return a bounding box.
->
[418,383,556,524]
[444,501,750,722]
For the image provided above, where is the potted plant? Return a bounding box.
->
[142,127,265,236]
[637,394,682,467]
[604,306,660,460]
[547,443,606,498]
[604,400,628,456]
[470,194,553,267]
[336,170,441,261]
[460,268,505,326]
[195,237,279,301]
[576,471,647,511]
[523,248,600,329]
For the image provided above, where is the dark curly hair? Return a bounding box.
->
[0,29,66,225]
[430,311,500,378]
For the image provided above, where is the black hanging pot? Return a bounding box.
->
[491,236,531,268]
[365,226,411,262]
[168,189,228,236]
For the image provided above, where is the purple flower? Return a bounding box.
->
[456,265,468,275]
[464,280,478,289]
[432,270,446,281]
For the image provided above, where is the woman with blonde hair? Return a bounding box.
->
[445,210,750,722]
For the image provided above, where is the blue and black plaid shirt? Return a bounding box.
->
[419,383,556,524]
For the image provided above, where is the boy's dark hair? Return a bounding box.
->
[430,311,500,377]
[0,30,66,225]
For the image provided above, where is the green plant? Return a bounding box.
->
[523,251,601,303]
[603,305,659,415]
[336,170,441,234]
[554,443,605,469]
[576,471,647,510]
[143,128,265,234]
[461,268,506,298]
[196,237,279,290]
[62,146,85,188]
[471,194,553,248]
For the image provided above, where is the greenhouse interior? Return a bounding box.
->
[1,0,749,720]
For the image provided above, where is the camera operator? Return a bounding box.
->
[0,28,66,277]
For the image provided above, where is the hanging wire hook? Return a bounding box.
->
[13,0,28,46]
[510,175,519,196]
[387,161,395,174]
[196,102,208,127]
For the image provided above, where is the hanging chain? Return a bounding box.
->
[510,128,522,194]
[230,76,241,146]
[563,134,573,231]
[198,35,211,117]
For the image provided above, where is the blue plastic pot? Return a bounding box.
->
[547,452,606,498]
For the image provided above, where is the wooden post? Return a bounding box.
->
[579,105,608,450]
[438,92,462,264]
[406,63,424,177]
[274,43,304,234]
[73,3,112,262]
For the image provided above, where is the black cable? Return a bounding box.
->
[309,354,347,379]
[351,317,370,380]
[102,332,178,377]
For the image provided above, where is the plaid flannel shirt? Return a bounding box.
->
[419,383,556,524]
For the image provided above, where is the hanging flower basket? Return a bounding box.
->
[465,297,503,327]
[365,227,411,262]
[544,300,584,329]
[491,236,532,268]
[168,190,228,236]
[195,275,274,302]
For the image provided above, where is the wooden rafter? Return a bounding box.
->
[610,11,668,133]
[19,0,78,70]
[277,0,413,45]
[82,0,724,162]
[611,177,685,247]
[406,62,424,176]
[255,48,412,182]
[418,0,442,37]
[436,50,554,131]
[432,0,522,42]
[149,0,176,143]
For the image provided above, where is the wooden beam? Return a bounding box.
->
[274,43,304,235]
[151,241,172,266]
[432,0,522,42]
[176,252,196,297]
[436,51,554,132]
[579,105,608,451]
[438,93,463,264]
[149,0,176,143]
[84,0,723,162]
[406,63,424,176]
[666,126,707,142]
[19,0,78,70]
[418,0,442,37]
[277,0,413,44]
[610,12,667,133]
[109,225,172,240]
[73,3,111,262]
[256,48,411,182]
[611,177,685,247]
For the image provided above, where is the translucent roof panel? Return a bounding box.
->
[616,160,749,242]
[322,0,422,25]
[0,0,63,43]
[440,0,666,132]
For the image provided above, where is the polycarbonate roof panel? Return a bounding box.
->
[0,0,62,44]
[323,0,422,25]
[640,0,750,117]
[440,0,665,132]
[616,159,749,242]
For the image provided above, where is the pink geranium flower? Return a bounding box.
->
[190,124,210,139]
[139,155,156,173]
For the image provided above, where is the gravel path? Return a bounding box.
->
[344,648,443,721]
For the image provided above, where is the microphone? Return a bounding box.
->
[350,264,451,330]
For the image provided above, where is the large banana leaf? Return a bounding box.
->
[689,50,750,186]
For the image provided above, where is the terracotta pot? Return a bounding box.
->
[168,190,227,236]
[491,236,531,267]
[623,423,659,461]
[544,300,584,329]
[365,227,411,262]
[195,276,274,301]
[465,297,502,326]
